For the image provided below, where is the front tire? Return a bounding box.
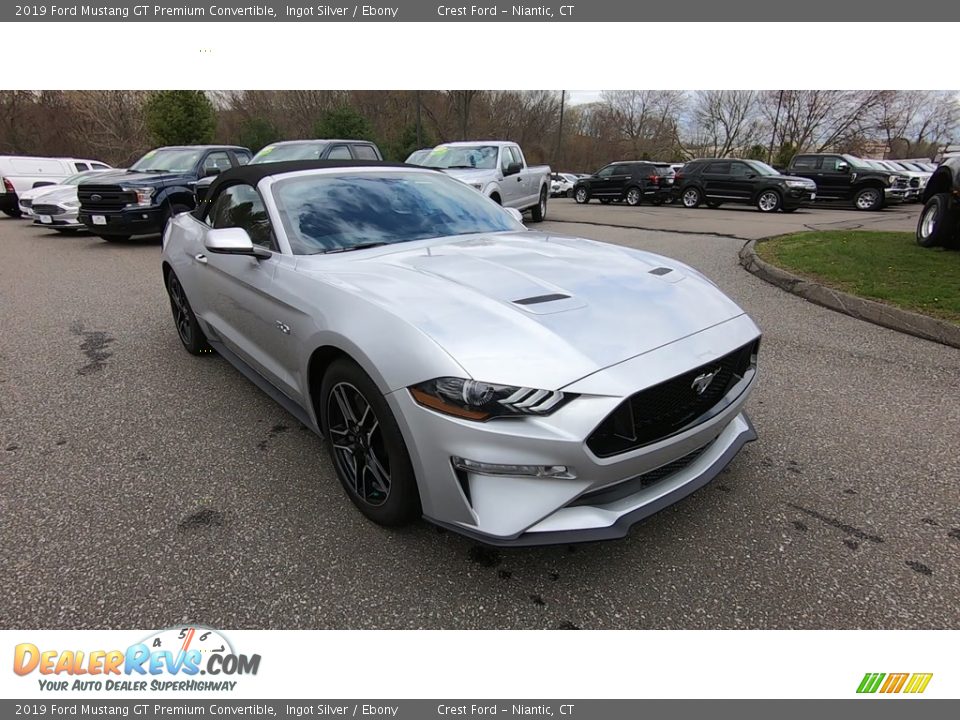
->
[529,188,547,222]
[320,359,420,527]
[574,187,589,204]
[756,190,781,213]
[916,193,956,248]
[853,186,884,212]
[165,270,211,355]
[625,187,642,206]
[681,187,702,208]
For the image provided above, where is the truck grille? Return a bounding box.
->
[586,340,757,458]
[78,185,136,212]
[891,177,909,190]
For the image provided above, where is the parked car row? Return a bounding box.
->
[567,152,943,213]
[0,155,112,219]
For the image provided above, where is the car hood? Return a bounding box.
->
[437,167,498,184]
[31,186,78,204]
[771,173,815,185]
[299,231,747,389]
[82,169,193,187]
[20,183,71,201]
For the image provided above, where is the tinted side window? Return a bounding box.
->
[820,156,846,172]
[327,145,352,160]
[791,156,819,170]
[74,163,89,171]
[235,151,252,166]
[500,146,520,172]
[203,152,232,175]
[595,165,616,178]
[729,162,753,178]
[705,161,731,174]
[353,144,380,160]
[208,183,275,250]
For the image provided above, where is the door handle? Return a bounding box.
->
[194,253,208,264]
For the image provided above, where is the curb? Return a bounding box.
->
[739,238,960,349]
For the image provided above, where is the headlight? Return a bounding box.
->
[123,187,155,206]
[410,377,573,421]
[887,175,901,185]
[785,180,813,188]
[63,200,80,208]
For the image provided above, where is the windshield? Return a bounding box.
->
[131,148,201,173]
[63,172,98,185]
[252,142,328,164]
[405,149,431,165]
[745,160,780,176]
[420,145,499,170]
[272,170,523,255]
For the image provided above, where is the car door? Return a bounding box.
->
[589,164,618,197]
[195,183,299,399]
[700,161,732,199]
[607,163,633,198]
[815,155,852,200]
[498,145,525,207]
[727,161,756,202]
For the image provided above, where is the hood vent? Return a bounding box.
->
[649,267,673,276]
[513,293,571,306]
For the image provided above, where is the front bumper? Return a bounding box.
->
[884,188,908,204]
[388,313,761,545]
[33,210,81,228]
[783,187,816,208]
[78,206,166,236]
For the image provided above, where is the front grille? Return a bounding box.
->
[570,444,709,507]
[78,184,136,212]
[586,340,757,458]
[32,203,64,215]
[891,177,909,190]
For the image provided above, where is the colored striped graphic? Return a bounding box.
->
[857,672,932,694]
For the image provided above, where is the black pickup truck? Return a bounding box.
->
[916,156,959,248]
[78,145,251,241]
[785,153,909,211]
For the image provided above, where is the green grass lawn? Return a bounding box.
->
[756,231,960,324]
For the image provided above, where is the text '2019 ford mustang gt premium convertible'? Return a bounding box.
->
[161,160,761,546]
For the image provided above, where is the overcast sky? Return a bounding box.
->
[567,90,603,106]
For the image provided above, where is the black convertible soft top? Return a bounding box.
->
[206,159,426,196]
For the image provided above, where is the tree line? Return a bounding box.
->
[0,89,956,172]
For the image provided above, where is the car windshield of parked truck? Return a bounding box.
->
[420,145,499,170]
[272,170,523,255]
[251,143,330,164]
[744,160,780,176]
[131,149,202,173]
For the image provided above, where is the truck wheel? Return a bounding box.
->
[574,187,589,204]
[625,187,642,206]
[853,187,883,211]
[529,188,547,223]
[916,193,956,248]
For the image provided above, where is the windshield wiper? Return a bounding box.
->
[319,241,391,254]
[443,165,479,169]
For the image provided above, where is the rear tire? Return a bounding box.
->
[320,358,421,527]
[916,193,956,248]
[529,188,547,222]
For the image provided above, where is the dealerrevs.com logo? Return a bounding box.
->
[13,627,261,692]
[857,673,933,695]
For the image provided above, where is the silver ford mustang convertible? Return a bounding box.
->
[161,160,761,546]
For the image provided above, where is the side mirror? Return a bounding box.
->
[204,166,221,178]
[504,162,523,177]
[836,162,849,173]
[504,207,524,223]
[204,227,271,259]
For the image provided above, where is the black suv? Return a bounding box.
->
[916,156,959,248]
[573,161,673,206]
[78,145,251,242]
[785,153,909,211]
[673,158,817,213]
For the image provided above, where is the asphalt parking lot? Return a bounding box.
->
[1,201,958,630]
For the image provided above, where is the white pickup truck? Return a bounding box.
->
[419,141,551,222]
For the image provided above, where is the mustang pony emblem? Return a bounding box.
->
[691,369,721,395]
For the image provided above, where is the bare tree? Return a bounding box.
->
[602,90,686,159]
[686,90,761,158]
